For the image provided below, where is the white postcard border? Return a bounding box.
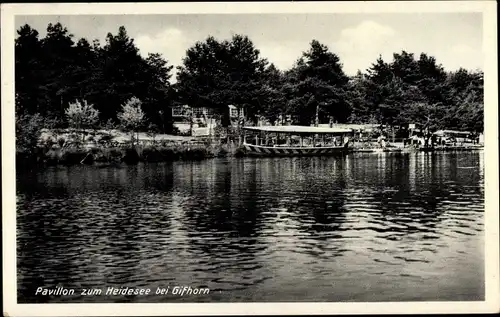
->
[2,1,498,316]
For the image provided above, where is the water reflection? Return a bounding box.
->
[17,151,484,303]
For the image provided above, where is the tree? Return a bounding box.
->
[40,23,78,122]
[71,38,101,104]
[15,21,484,145]
[347,71,374,123]
[285,40,350,125]
[225,34,268,124]
[15,22,176,135]
[447,71,483,132]
[258,64,287,125]
[441,69,483,132]
[15,25,45,116]
[95,26,145,122]
[363,52,452,136]
[15,22,102,124]
[390,51,420,85]
[16,113,45,154]
[366,55,393,85]
[65,100,100,143]
[415,53,447,105]
[117,97,145,145]
[363,55,394,124]
[457,89,483,133]
[377,76,407,127]
[142,53,175,133]
[176,34,268,128]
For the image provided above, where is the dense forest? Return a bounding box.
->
[16,23,484,142]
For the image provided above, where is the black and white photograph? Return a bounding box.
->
[2,1,499,316]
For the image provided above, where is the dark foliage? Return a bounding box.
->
[16,22,484,157]
[15,23,175,134]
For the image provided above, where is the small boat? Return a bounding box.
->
[240,125,353,157]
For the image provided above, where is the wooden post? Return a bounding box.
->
[207,116,211,142]
[315,105,319,127]
[300,135,304,147]
[189,109,194,136]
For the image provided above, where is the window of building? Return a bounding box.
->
[192,107,205,117]
[172,106,185,117]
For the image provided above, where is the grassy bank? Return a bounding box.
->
[16,142,236,167]
[16,128,242,167]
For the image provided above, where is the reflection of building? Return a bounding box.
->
[409,153,417,192]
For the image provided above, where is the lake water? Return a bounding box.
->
[16,151,485,303]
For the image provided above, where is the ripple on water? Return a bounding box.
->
[16,152,485,303]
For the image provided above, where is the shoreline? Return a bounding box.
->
[16,143,483,168]
[351,145,484,153]
[16,142,242,168]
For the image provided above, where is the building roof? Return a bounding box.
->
[316,123,379,130]
[433,130,471,136]
[242,125,353,134]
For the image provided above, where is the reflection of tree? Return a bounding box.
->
[17,151,484,303]
[17,197,81,303]
[17,168,86,303]
[17,163,183,303]
[309,199,347,235]
[182,159,262,258]
[230,162,259,239]
[104,205,141,301]
[292,157,348,234]
[142,162,174,192]
[369,152,483,234]
[17,167,70,199]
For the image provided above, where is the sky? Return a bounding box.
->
[15,13,483,81]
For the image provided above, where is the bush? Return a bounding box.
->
[103,118,116,130]
[117,97,145,145]
[16,113,45,154]
[65,99,100,142]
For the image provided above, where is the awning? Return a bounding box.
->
[433,130,471,136]
[242,125,353,134]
